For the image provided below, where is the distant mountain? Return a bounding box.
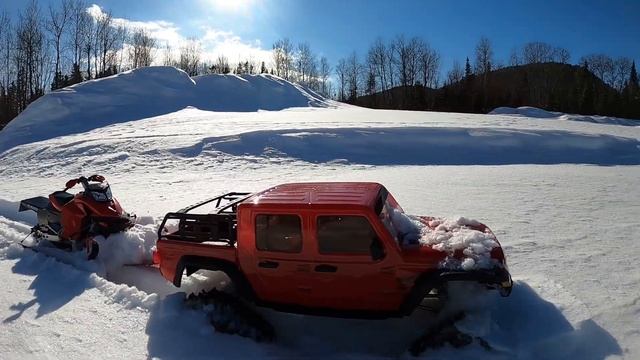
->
[356,63,640,120]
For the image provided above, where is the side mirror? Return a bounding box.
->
[65,179,78,190]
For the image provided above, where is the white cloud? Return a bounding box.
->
[86,4,272,67]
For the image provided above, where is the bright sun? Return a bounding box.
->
[205,0,256,13]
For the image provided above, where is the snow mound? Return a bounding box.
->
[0,66,334,152]
[93,223,157,273]
[490,106,639,126]
[391,210,500,270]
[194,127,640,165]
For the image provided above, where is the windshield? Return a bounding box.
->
[378,194,402,242]
[88,183,113,202]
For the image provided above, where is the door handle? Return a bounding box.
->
[315,264,337,273]
[258,260,279,269]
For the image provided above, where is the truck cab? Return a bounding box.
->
[156,182,512,318]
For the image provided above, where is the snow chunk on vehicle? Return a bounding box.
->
[390,210,500,270]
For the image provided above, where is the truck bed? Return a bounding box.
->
[157,192,251,246]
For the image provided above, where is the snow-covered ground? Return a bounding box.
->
[0,67,638,359]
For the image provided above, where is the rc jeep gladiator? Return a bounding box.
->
[155,182,512,342]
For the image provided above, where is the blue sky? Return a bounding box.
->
[3,0,639,74]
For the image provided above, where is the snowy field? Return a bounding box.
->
[0,67,638,359]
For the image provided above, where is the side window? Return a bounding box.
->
[255,214,302,253]
[317,215,381,255]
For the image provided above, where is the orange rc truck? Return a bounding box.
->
[155,182,512,347]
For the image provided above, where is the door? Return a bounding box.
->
[309,214,403,312]
[249,213,316,306]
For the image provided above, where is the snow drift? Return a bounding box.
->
[0,66,333,152]
[490,106,639,126]
[175,127,640,165]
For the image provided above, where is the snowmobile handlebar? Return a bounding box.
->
[64,175,106,191]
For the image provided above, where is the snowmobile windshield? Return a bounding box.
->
[87,183,113,202]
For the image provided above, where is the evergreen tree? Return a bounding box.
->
[68,63,83,86]
[51,71,66,91]
[627,61,639,94]
[260,61,267,74]
[464,57,472,78]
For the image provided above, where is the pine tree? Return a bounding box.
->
[260,61,267,74]
[68,63,83,85]
[628,61,639,93]
[464,57,472,78]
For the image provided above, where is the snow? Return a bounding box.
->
[490,106,640,126]
[0,66,335,153]
[0,68,639,359]
[387,211,500,270]
[421,217,500,271]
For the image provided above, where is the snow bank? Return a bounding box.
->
[490,106,639,126]
[391,210,500,270]
[0,66,334,152]
[93,223,157,273]
[198,126,640,165]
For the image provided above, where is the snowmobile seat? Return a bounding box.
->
[51,191,74,207]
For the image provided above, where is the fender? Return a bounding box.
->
[174,255,256,301]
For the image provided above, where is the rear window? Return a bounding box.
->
[255,214,302,253]
[317,216,378,254]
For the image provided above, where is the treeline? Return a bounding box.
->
[348,36,640,119]
[0,0,129,127]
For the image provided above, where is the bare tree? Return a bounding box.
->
[128,28,156,68]
[367,38,388,93]
[272,38,293,80]
[446,60,464,85]
[15,0,48,109]
[345,52,362,101]
[295,42,313,84]
[319,56,331,96]
[179,37,201,76]
[553,47,571,64]
[95,10,123,76]
[335,58,348,101]
[67,0,88,68]
[509,47,521,66]
[523,42,553,64]
[0,10,12,91]
[214,55,230,73]
[392,35,411,86]
[161,42,174,66]
[46,0,71,80]
[474,36,493,74]
[82,9,95,78]
[612,57,632,91]
[581,54,614,84]
[418,40,440,88]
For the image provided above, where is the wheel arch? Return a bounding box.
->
[399,271,443,315]
[173,255,257,301]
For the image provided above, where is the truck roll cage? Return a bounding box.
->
[157,192,252,246]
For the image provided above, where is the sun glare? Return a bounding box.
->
[205,0,256,13]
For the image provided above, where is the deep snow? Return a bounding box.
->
[0,67,638,359]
